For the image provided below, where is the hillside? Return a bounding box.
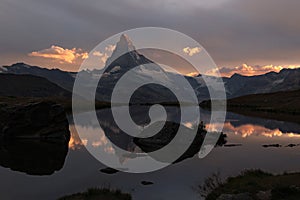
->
[227,89,300,114]
[0,73,71,98]
[200,89,300,123]
[1,63,75,91]
[223,69,300,98]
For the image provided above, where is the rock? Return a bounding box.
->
[256,190,271,200]
[216,133,228,146]
[133,121,207,163]
[285,144,299,147]
[100,167,119,174]
[0,139,69,175]
[224,144,242,147]
[0,101,70,141]
[262,144,281,148]
[141,181,154,185]
[217,193,253,200]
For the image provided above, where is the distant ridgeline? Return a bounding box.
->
[1,36,300,103]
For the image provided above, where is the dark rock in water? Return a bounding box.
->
[0,101,70,175]
[216,133,227,147]
[224,144,242,147]
[141,181,154,186]
[133,121,207,163]
[0,139,69,175]
[100,167,119,174]
[285,144,300,148]
[0,101,70,141]
[262,144,282,148]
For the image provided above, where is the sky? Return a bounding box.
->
[1,0,300,76]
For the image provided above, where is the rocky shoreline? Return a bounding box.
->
[0,101,70,141]
[0,101,70,175]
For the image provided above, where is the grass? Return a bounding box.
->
[199,170,300,200]
[58,187,132,200]
[0,96,111,113]
[200,89,300,124]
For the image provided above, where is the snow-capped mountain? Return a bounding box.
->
[1,35,300,102]
[96,34,180,103]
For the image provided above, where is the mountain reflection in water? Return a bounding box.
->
[69,108,300,151]
[0,108,299,200]
[0,139,69,175]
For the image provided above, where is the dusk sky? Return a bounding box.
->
[1,0,300,76]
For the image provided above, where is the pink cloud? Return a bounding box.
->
[206,64,300,77]
[29,45,88,64]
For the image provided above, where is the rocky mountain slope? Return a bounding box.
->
[1,35,300,102]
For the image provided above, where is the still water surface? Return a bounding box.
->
[0,108,299,200]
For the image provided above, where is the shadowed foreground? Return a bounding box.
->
[58,188,132,200]
[198,170,300,200]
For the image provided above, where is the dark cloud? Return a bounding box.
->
[0,0,300,71]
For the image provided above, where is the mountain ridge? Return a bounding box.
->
[1,36,300,101]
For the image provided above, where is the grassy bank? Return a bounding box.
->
[200,89,300,124]
[0,96,111,113]
[58,187,132,200]
[197,170,300,200]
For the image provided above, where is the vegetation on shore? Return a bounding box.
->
[196,170,300,200]
[58,187,132,200]
[200,89,300,124]
[226,89,300,113]
[0,96,111,113]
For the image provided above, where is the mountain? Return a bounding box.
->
[0,74,71,98]
[95,34,184,103]
[1,35,300,102]
[0,63,75,91]
[223,69,300,98]
[105,34,150,70]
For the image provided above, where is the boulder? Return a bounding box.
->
[133,121,207,163]
[100,167,119,174]
[0,139,69,175]
[141,181,154,185]
[0,101,70,141]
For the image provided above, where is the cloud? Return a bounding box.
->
[105,44,116,52]
[208,122,299,139]
[186,72,200,77]
[29,45,88,64]
[2,0,300,72]
[206,64,300,77]
[92,51,109,64]
[92,45,116,65]
[183,47,201,56]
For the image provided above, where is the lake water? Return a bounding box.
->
[0,108,300,200]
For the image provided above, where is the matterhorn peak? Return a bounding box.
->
[105,34,139,67]
[119,34,134,46]
[115,34,136,53]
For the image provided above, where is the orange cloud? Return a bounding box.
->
[92,51,109,64]
[186,72,200,77]
[207,122,299,138]
[29,45,88,64]
[91,44,116,65]
[206,64,300,77]
[68,126,86,150]
[183,46,201,56]
[105,44,116,52]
